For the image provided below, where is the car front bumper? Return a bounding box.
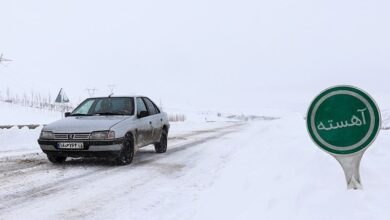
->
[37,138,124,158]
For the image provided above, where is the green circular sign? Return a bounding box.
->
[307,86,381,155]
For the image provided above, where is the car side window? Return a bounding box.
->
[142,98,158,115]
[92,99,104,113]
[110,98,134,114]
[136,98,148,116]
[152,102,161,114]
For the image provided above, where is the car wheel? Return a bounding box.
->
[116,133,135,165]
[154,129,168,153]
[47,155,67,164]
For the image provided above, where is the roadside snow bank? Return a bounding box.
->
[0,102,61,125]
[0,104,243,155]
[0,126,42,153]
[381,109,390,129]
[187,114,390,220]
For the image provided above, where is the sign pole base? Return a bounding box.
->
[333,151,365,190]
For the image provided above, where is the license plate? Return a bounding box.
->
[58,142,84,149]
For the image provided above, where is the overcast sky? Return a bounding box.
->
[1,0,389,114]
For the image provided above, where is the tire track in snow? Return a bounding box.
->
[57,124,246,219]
[0,123,242,177]
[0,123,245,214]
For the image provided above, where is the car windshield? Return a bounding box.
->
[71,97,135,116]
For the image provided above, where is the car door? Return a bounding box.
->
[142,97,162,143]
[136,97,153,147]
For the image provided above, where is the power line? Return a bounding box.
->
[85,88,97,97]
[108,84,116,94]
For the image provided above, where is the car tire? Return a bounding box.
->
[154,129,168,153]
[47,155,67,164]
[116,133,135,165]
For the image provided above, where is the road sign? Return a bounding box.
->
[307,85,381,189]
[55,88,69,103]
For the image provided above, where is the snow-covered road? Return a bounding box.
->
[0,122,246,219]
[1,116,390,220]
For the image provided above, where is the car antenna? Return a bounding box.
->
[108,93,114,98]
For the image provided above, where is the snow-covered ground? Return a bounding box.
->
[0,102,61,155]
[381,109,390,129]
[187,115,390,220]
[0,102,61,125]
[1,103,390,220]
[0,102,240,155]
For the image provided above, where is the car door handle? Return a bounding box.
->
[149,121,152,125]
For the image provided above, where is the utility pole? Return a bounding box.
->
[0,54,12,65]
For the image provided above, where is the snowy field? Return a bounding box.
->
[0,102,238,155]
[0,102,61,125]
[2,0,390,218]
[0,103,390,220]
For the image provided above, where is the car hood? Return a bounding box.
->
[43,115,135,133]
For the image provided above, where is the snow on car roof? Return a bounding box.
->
[87,95,146,98]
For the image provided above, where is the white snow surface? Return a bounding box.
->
[0,103,238,155]
[0,104,390,220]
[381,109,390,129]
[0,102,61,125]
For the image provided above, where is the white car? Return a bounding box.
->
[38,96,170,165]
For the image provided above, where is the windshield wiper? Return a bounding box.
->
[70,113,91,116]
[94,112,127,116]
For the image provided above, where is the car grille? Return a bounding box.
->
[53,133,91,140]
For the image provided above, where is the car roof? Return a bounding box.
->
[87,96,146,99]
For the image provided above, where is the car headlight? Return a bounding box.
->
[90,131,115,140]
[40,131,54,139]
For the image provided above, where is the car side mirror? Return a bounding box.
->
[138,111,149,118]
[64,112,71,117]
